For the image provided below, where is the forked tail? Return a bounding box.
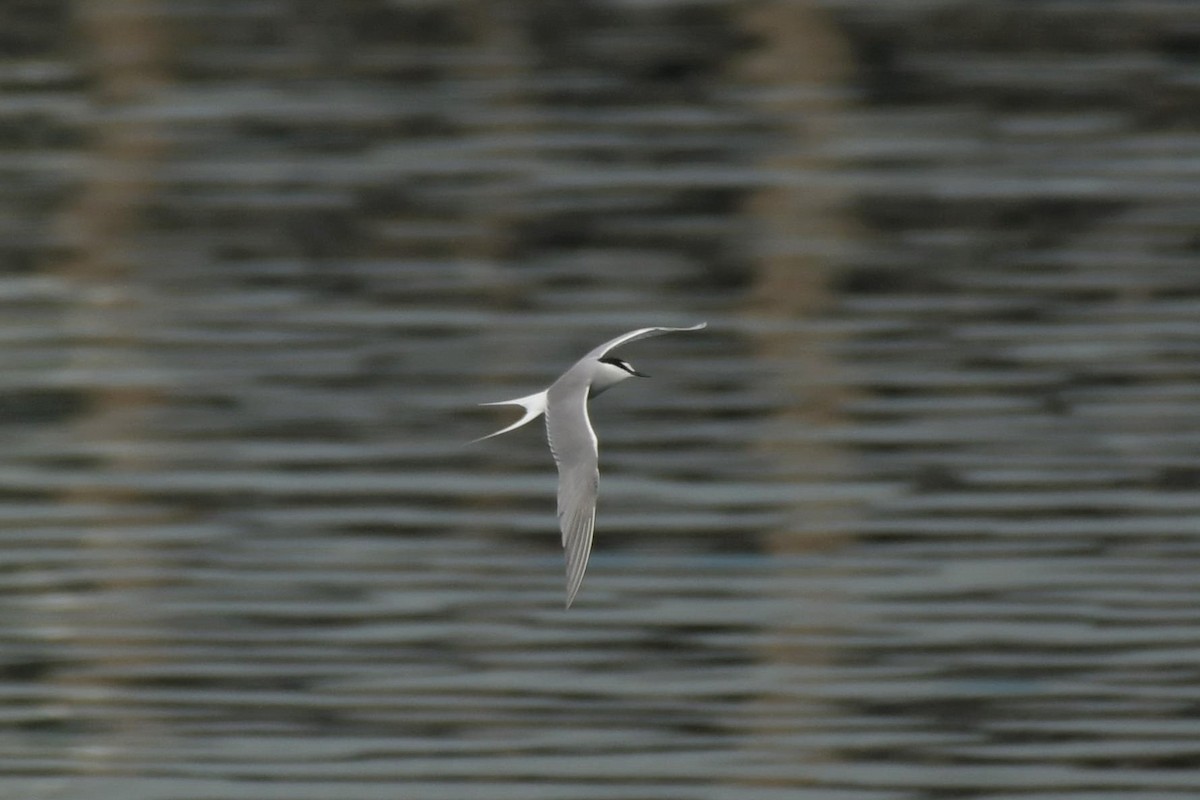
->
[470,390,549,443]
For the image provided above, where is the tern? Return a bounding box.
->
[474,323,706,607]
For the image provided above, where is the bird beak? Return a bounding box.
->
[632,369,650,378]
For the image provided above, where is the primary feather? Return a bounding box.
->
[545,388,598,607]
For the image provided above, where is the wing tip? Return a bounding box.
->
[561,507,595,609]
[564,573,585,609]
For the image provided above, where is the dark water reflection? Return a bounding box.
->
[4,2,1200,799]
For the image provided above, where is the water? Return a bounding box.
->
[3,2,1200,799]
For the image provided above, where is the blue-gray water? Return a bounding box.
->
[4,2,1200,799]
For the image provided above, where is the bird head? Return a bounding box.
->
[591,355,648,396]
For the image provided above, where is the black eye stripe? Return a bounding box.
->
[599,356,636,374]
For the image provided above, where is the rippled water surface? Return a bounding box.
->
[4,2,1200,799]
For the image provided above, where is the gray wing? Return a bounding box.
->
[545,387,599,608]
[583,322,706,361]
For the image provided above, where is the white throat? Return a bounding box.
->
[589,360,636,397]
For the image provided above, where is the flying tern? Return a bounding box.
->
[474,323,706,607]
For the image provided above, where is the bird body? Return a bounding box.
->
[474,323,706,607]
